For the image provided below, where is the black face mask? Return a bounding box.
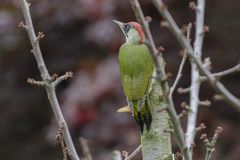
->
[123,24,131,37]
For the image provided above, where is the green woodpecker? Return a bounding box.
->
[114,20,154,133]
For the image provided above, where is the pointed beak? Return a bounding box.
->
[113,20,128,39]
[113,20,124,29]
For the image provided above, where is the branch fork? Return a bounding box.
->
[27,71,73,87]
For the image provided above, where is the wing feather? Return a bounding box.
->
[118,43,154,100]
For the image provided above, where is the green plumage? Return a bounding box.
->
[118,43,154,133]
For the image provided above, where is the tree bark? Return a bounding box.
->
[141,79,173,160]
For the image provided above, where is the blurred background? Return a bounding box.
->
[0,0,240,159]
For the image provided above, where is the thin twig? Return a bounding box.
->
[20,1,80,160]
[200,127,223,160]
[27,78,46,86]
[170,23,192,96]
[170,54,187,96]
[198,100,211,107]
[199,64,240,81]
[129,0,191,160]
[52,71,74,87]
[124,145,141,160]
[186,0,206,153]
[79,138,92,160]
[177,87,191,94]
[152,0,240,112]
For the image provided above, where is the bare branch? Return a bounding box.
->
[152,0,240,111]
[213,94,224,101]
[170,55,186,95]
[195,123,206,132]
[170,23,192,96]
[186,0,206,153]
[53,71,74,87]
[177,87,191,94]
[79,138,92,160]
[129,0,191,159]
[27,78,46,86]
[124,145,141,160]
[20,0,50,80]
[20,0,80,160]
[178,110,187,119]
[200,63,240,81]
[198,100,211,107]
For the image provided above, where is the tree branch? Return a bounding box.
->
[129,0,191,160]
[124,145,141,160]
[20,1,80,160]
[170,23,192,96]
[170,54,187,96]
[200,63,240,81]
[200,127,223,160]
[152,0,240,112]
[186,0,205,153]
[52,71,74,87]
[79,138,92,160]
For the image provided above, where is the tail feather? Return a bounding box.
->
[142,101,152,131]
[132,101,144,133]
[132,100,152,133]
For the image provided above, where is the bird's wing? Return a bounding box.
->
[118,43,154,101]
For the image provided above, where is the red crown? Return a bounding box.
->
[128,22,145,42]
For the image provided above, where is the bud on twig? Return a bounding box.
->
[177,87,190,94]
[178,110,187,119]
[145,16,152,23]
[195,123,206,132]
[203,57,212,70]
[27,78,46,86]
[36,32,45,41]
[160,21,169,28]
[204,26,210,32]
[180,102,191,111]
[158,46,165,52]
[18,21,28,29]
[213,94,224,101]
[189,2,197,10]
[199,100,211,107]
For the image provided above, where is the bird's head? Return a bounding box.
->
[113,20,145,44]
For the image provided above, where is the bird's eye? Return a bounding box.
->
[124,24,131,33]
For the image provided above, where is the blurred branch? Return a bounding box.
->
[186,0,205,153]
[151,0,240,112]
[129,0,190,160]
[199,64,240,81]
[19,1,80,160]
[79,138,92,160]
[112,151,123,160]
[124,145,141,160]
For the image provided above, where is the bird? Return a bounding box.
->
[113,20,154,133]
